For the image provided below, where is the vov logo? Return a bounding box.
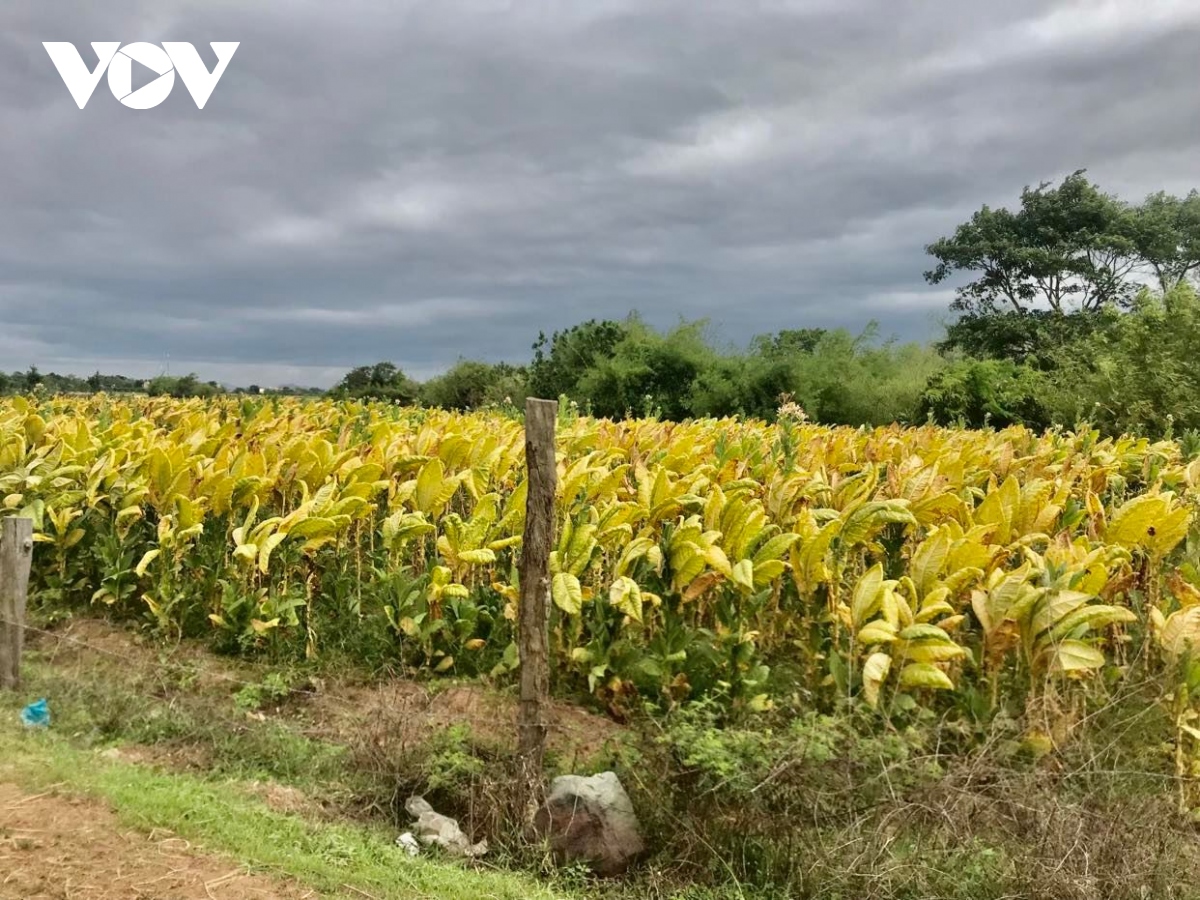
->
[43,42,239,110]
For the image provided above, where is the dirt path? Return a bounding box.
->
[0,783,317,900]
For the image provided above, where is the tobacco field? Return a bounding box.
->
[4,394,1200,738]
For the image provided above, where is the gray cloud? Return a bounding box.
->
[2,0,1198,386]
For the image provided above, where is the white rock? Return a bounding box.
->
[404,795,488,858]
[532,771,644,876]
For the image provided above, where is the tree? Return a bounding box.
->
[690,353,795,419]
[528,319,629,401]
[87,371,103,392]
[175,374,200,397]
[1044,282,1200,435]
[939,309,1117,370]
[329,361,419,404]
[420,360,527,410]
[23,365,42,391]
[919,359,1052,430]
[576,319,713,420]
[791,326,940,426]
[146,375,174,396]
[752,327,827,357]
[337,365,372,394]
[1130,190,1200,292]
[925,171,1137,315]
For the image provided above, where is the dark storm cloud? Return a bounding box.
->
[1,0,1198,386]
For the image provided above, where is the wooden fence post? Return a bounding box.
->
[518,398,557,799]
[0,517,34,691]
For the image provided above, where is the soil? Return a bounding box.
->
[0,782,316,899]
[305,680,625,766]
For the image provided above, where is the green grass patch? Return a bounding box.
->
[13,648,365,804]
[0,718,570,900]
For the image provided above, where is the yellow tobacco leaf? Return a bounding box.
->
[863,652,891,708]
[898,663,954,691]
[552,572,583,616]
[851,564,885,630]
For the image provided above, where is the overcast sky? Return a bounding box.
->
[2,1,1199,387]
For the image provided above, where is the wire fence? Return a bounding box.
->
[0,615,582,736]
[7,616,322,697]
[12,612,1181,797]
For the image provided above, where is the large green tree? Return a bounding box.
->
[1130,190,1200,293]
[925,171,1138,315]
[576,318,713,420]
[938,309,1116,370]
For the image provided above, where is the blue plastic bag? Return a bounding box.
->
[20,698,49,728]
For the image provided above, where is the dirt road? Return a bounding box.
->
[0,782,315,899]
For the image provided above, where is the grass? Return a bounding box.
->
[0,715,571,900]
[9,644,365,801]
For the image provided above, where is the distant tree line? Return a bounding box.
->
[0,366,321,399]
[8,172,1200,438]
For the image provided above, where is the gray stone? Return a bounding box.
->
[532,771,644,876]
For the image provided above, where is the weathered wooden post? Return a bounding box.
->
[518,398,557,800]
[0,517,34,690]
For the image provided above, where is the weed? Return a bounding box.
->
[233,671,293,711]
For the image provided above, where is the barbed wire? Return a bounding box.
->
[0,616,582,734]
[4,616,321,698]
